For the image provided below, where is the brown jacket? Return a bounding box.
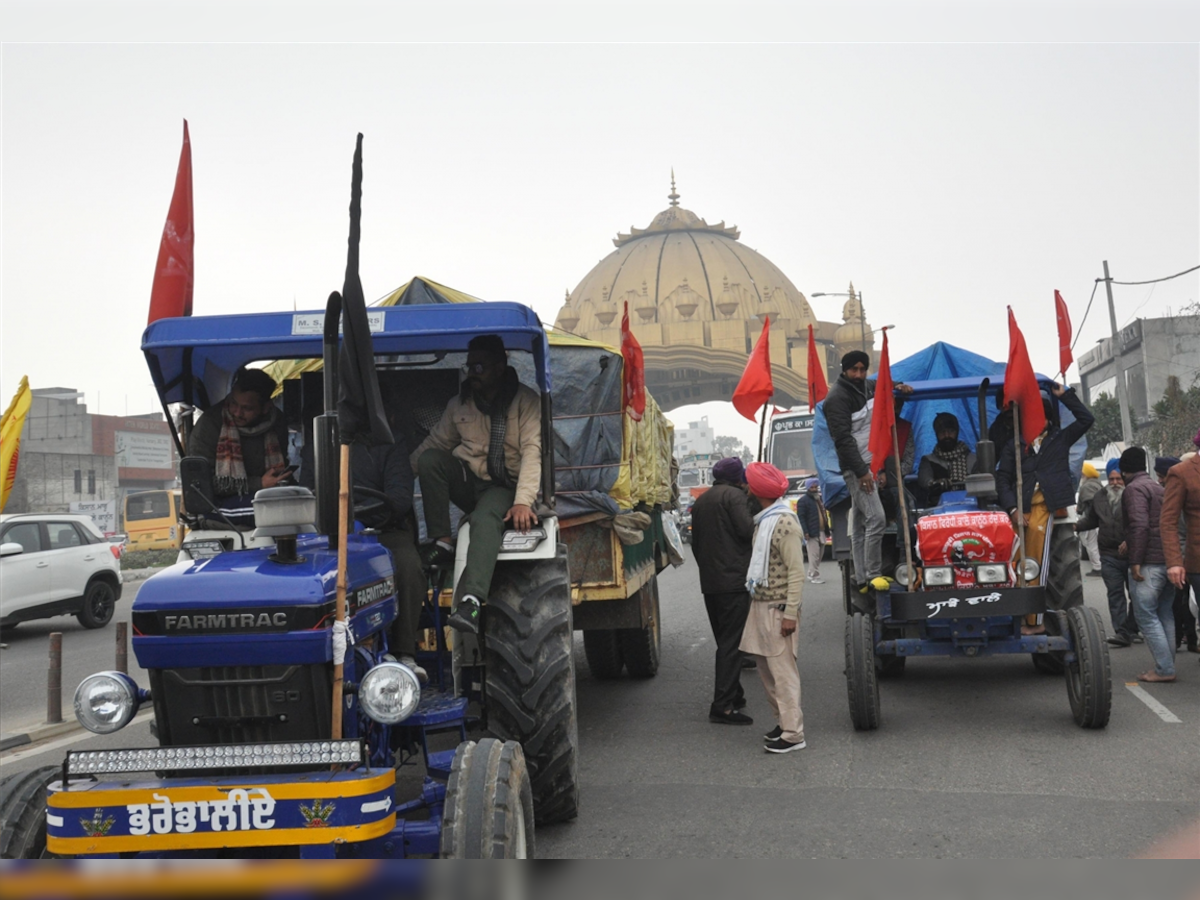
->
[411,382,542,508]
[1161,454,1200,572]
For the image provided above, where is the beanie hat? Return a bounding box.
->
[1082,461,1099,480]
[746,462,790,500]
[1154,456,1181,476]
[711,456,746,484]
[1119,446,1146,474]
[1105,458,1121,477]
[841,350,870,372]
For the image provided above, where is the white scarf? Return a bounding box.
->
[746,500,798,597]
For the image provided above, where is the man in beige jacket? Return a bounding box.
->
[412,335,542,633]
[740,462,807,754]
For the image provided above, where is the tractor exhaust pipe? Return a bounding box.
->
[315,292,342,544]
[975,377,996,475]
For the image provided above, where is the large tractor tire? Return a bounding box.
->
[0,766,58,858]
[484,546,579,824]
[1046,522,1084,612]
[1065,606,1112,729]
[618,576,661,678]
[440,738,535,859]
[582,630,624,679]
[844,612,880,731]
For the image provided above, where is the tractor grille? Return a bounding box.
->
[149,664,332,748]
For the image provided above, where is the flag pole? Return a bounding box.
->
[758,399,770,462]
[1012,402,1026,588]
[891,420,914,588]
[330,442,351,740]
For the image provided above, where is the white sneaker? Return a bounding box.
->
[399,655,429,684]
[809,575,825,584]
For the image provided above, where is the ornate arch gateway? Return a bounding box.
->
[552,177,873,413]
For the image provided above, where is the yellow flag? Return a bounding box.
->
[0,376,32,513]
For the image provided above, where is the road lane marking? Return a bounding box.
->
[1125,683,1182,723]
[0,710,155,767]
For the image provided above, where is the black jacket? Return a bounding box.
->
[996,388,1094,514]
[918,442,980,502]
[690,481,756,594]
[795,492,824,538]
[190,402,290,499]
[301,436,415,531]
[1075,485,1125,554]
[824,374,872,478]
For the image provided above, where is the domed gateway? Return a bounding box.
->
[554,177,870,412]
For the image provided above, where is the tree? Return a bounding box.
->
[1142,375,1200,457]
[713,435,746,458]
[1087,393,1122,455]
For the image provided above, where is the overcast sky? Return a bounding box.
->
[2,6,1198,449]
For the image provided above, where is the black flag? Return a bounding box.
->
[336,134,393,446]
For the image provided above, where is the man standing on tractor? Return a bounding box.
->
[190,367,291,524]
[823,350,911,607]
[996,383,1093,634]
[412,335,542,634]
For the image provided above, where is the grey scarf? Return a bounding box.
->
[470,366,520,487]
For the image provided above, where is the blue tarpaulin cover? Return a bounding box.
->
[814,342,1087,508]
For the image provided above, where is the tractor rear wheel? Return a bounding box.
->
[440,738,535,858]
[0,766,58,858]
[484,546,579,824]
[844,612,880,731]
[618,576,661,678]
[1065,606,1112,729]
[582,630,624,679]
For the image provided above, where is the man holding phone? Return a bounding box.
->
[190,367,291,523]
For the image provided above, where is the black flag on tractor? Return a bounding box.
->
[336,134,393,446]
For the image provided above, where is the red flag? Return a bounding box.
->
[806,323,828,412]
[867,327,895,476]
[732,317,773,421]
[148,120,194,324]
[1003,307,1046,445]
[620,301,645,421]
[1054,289,1073,377]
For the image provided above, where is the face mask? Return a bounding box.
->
[937,437,958,452]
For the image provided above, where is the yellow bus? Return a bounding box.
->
[122,490,184,551]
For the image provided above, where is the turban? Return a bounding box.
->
[1081,461,1098,480]
[711,456,746,484]
[746,462,789,500]
[1154,456,1181,476]
[805,478,819,492]
[841,350,870,372]
[1119,446,1146,474]
[1105,458,1121,477]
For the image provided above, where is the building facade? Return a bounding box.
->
[674,416,715,458]
[1077,314,1200,426]
[6,388,177,516]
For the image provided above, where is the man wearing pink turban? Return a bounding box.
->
[740,462,807,753]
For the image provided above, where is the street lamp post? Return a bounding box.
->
[812,290,870,355]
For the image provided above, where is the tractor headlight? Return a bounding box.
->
[1020,558,1041,582]
[924,566,954,587]
[894,564,913,587]
[975,564,1008,585]
[74,671,142,735]
[358,661,421,725]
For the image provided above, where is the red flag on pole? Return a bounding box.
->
[866,327,895,476]
[806,323,828,412]
[1054,289,1073,377]
[147,120,195,324]
[732,317,773,421]
[620,301,645,421]
[1003,306,1047,445]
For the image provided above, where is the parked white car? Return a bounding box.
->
[0,514,124,631]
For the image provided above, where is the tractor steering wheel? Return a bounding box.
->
[351,485,391,524]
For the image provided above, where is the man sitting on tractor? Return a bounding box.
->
[190,367,292,525]
[917,412,979,506]
[996,383,1094,634]
[412,335,542,634]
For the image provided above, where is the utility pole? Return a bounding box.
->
[1102,259,1135,445]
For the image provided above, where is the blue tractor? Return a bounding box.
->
[814,359,1112,731]
[0,301,579,858]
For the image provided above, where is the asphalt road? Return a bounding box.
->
[2,555,1196,858]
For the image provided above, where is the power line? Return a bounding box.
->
[1098,263,1200,287]
[1071,279,1100,352]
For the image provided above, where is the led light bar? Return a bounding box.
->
[67,740,363,776]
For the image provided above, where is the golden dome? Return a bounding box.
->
[557,175,817,342]
[832,282,874,364]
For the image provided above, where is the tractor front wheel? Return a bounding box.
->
[844,612,880,731]
[440,738,535,858]
[0,766,58,858]
[1066,606,1112,729]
